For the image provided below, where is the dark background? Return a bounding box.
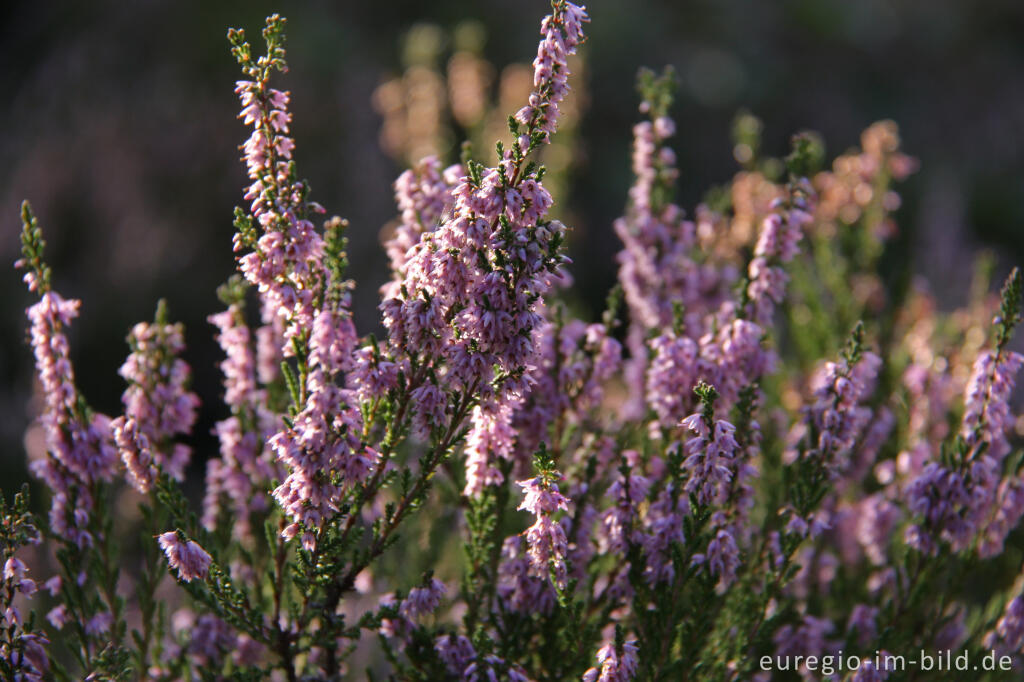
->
[2,0,1023,487]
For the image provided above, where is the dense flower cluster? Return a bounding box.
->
[230,20,376,548]
[17,220,118,546]
[158,532,212,582]
[111,307,199,493]
[202,303,281,540]
[8,3,1024,681]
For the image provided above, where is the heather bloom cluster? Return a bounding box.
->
[376,0,589,502]
[7,3,1024,681]
[202,301,280,539]
[384,156,463,284]
[157,531,212,583]
[582,637,639,682]
[229,18,376,548]
[16,206,118,548]
[518,465,570,589]
[111,303,199,492]
[744,183,812,326]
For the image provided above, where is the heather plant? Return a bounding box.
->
[8,2,1024,681]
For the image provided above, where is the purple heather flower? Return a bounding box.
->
[599,463,650,555]
[681,414,738,505]
[847,604,879,648]
[158,532,212,582]
[204,305,281,540]
[962,349,1023,461]
[789,350,881,473]
[745,187,813,326]
[773,615,834,679]
[376,3,586,501]
[692,526,741,588]
[497,535,557,615]
[115,316,199,484]
[641,485,686,585]
[582,638,639,682]
[979,477,1024,558]
[46,604,69,630]
[85,612,113,637]
[385,156,462,283]
[514,2,589,139]
[854,494,900,566]
[111,417,156,494]
[645,333,700,431]
[24,291,117,546]
[985,596,1024,656]
[399,577,447,621]
[464,654,531,682]
[518,475,571,589]
[436,634,477,678]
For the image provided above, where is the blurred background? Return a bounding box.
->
[2,0,1023,489]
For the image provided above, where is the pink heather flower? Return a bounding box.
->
[42,576,61,597]
[271,373,375,541]
[234,73,333,356]
[46,604,70,630]
[158,532,212,582]
[204,305,281,540]
[385,156,462,282]
[209,307,260,410]
[24,290,117,546]
[233,115,373,540]
[111,416,156,494]
[116,315,199,483]
[236,61,373,542]
[518,475,571,588]
[4,557,26,582]
[582,638,639,682]
[615,91,729,418]
[376,3,585,501]
[85,612,113,636]
[515,2,589,139]
[745,186,813,326]
[464,400,517,498]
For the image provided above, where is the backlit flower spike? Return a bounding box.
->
[111,301,199,491]
[17,203,118,548]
